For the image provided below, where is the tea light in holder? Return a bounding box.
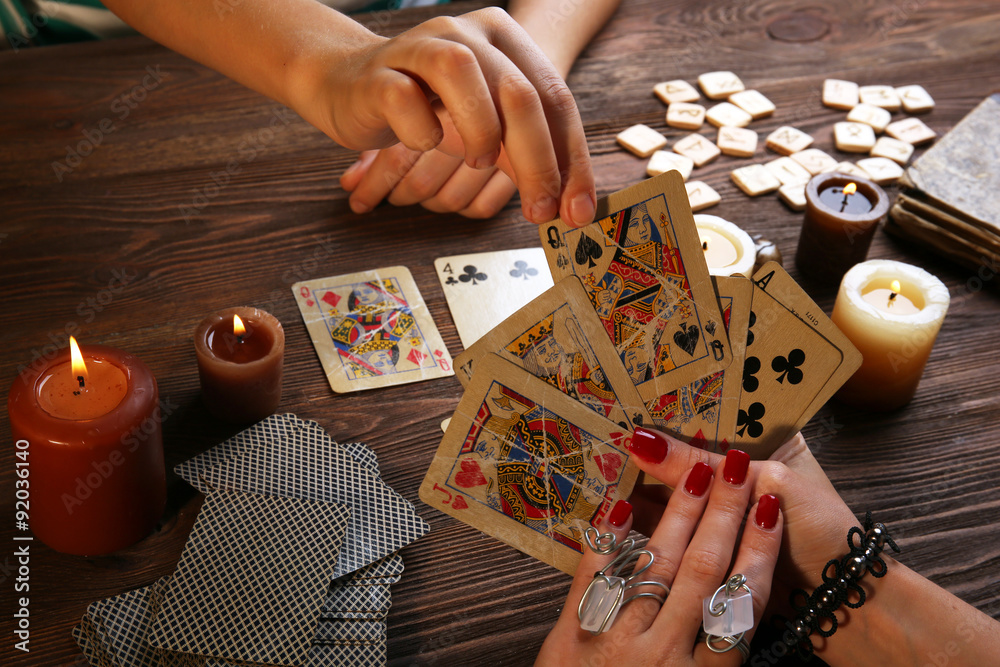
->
[194,307,284,423]
[695,214,756,278]
[7,337,166,555]
[832,260,949,411]
[796,172,889,283]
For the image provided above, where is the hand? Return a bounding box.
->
[626,428,861,598]
[339,144,516,218]
[316,7,596,226]
[536,456,783,666]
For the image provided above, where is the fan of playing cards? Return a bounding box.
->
[418,171,861,575]
[74,414,428,667]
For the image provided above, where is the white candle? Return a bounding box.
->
[694,214,756,278]
[832,259,949,410]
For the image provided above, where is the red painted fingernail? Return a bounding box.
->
[723,449,750,485]
[608,499,632,528]
[756,494,779,530]
[684,462,713,497]
[628,427,668,464]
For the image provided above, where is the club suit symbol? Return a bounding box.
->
[772,349,805,384]
[458,265,487,285]
[509,260,539,280]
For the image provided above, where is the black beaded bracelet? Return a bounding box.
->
[774,512,900,660]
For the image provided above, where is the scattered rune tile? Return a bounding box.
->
[847,103,892,133]
[870,136,914,164]
[790,148,838,175]
[654,79,700,105]
[830,161,871,179]
[822,79,859,110]
[717,126,758,157]
[685,181,722,212]
[765,157,811,186]
[886,117,937,145]
[698,71,745,99]
[616,124,668,157]
[778,183,808,212]
[706,102,752,128]
[859,85,901,111]
[646,150,694,180]
[666,102,706,130]
[834,122,877,153]
[895,84,935,113]
[856,157,904,185]
[731,164,781,196]
[673,132,721,167]
[728,89,775,119]
[765,126,813,155]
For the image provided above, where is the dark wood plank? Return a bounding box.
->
[2,0,999,665]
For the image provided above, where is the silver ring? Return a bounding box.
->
[578,528,670,634]
[704,631,750,662]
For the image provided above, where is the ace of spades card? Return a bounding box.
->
[420,354,638,575]
[539,171,731,401]
[293,266,453,393]
[454,276,653,432]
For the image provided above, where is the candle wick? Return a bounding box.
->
[237,334,245,344]
[888,292,897,308]
[77,375,85,388]
[702,241,708,251]
[840,193,849,212]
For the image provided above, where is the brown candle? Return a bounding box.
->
[194,307,284,423]
[795,172,889,283]
[7,339,166,555]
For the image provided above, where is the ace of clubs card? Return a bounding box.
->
[292,266,454,393]
[420,354,638,575]
[454,276,653,432]
[434,248,554,349]
[734,264,850,457]
[539,171,731,400]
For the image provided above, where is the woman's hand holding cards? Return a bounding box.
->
[536,443,783,666]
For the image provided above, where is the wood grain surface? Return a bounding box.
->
[1,0,999,665]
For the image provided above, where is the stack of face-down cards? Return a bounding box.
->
[420,170,861,575]
[74,413,429,667]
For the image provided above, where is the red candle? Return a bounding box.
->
[194,307,284,423]
[796,172,890,283]
[7,338,166,555]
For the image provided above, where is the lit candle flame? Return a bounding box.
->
[70,336,88,388]
[233,314,246,337]
[887,279,900,307]
[890,279,901,294]
[843,182,857,195]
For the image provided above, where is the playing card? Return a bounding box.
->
[420,354,638,575]
[733,272,843,457]
[293,267,454,393]
[313,619,387,643]
[148,490,351,666]
[85,577,171,667]
[454,276,653,431]
[304,642,387,667]
[751,262,863,439]
[645,275,753,453]
[203,431,430,580]
[319,583,392,617]
[73,617,114,667]
[539,171,731,399]
[435,248,554,349]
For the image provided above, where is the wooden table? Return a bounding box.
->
[2,0,999,664]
